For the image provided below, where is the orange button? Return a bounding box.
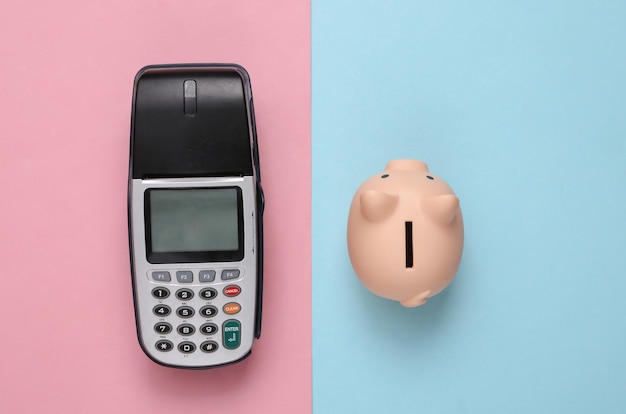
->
[223,302,241,315]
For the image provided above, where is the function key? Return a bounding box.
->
[178,341,196,354]
[176,306,195,318]
[154,322,172,335]
[151,287,170,299]
[221,269,240,281]
[200,323,218,335]
[175,288,194,301]
[200,305,218,318]
[223,285,241,297]
[199,288,218,300]
[151,271,171,282]
[153,304,171,317]
[155,340,173,352]
[199,270,216,282]
[200,341,219,353]
[177,323,196,336]
[176,271,193,283]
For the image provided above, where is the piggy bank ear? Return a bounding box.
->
[360,190,398,222]
[421,194,459,224]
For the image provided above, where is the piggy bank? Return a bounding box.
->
[347,159,464,307]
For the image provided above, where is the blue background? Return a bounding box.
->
[312,1,626,412]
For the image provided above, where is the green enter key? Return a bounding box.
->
[223,320,241,349]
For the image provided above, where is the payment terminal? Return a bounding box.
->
[128,64,263,368]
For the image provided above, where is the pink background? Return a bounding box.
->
[0,1,311,413]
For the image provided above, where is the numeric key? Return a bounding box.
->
[200,288,218,300]
[176,306,195,318]
[153,304,171,317]
[175,288,194,301]
[177,323,196,336]
[178,341,196,354]
[200,323,218,335]
[154,322,172,334]
[151,287,170,299]
[200,305,218,318]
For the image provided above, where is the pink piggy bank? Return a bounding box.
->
[347,159,464,307]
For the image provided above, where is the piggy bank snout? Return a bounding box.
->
[385,159,428,172]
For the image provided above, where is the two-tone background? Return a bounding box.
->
[2,1,625,413]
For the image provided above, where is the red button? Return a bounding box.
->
[223,285,241,297]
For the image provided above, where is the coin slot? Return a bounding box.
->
[405,221,413,268]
